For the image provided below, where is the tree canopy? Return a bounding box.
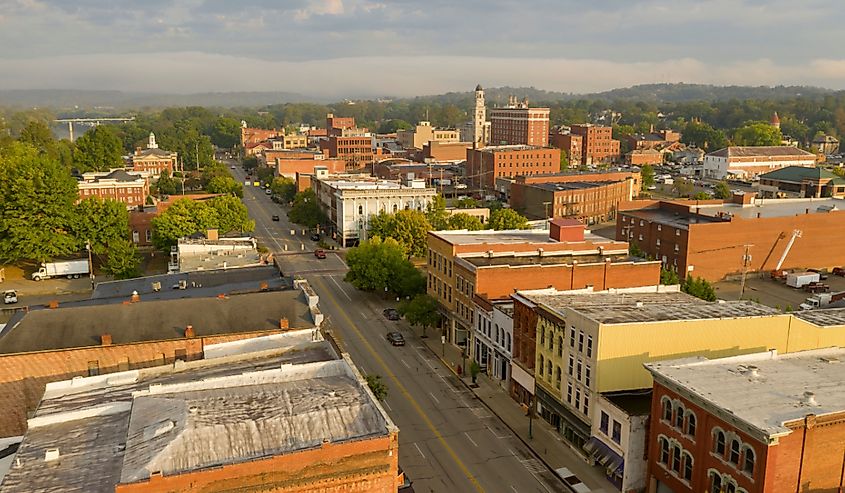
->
[640,164,655,190]
[151,196,254,249]
[102,239,141,279]
[206,176,244,197]
[489,208,529,230]
[73,125,124,172]
[344,236,411,293]
[446,213,484,231]
[733,122,783,146]
[367,209,430,258]
[399,294,441,338]
[72,197,130,254]
[288,189,326,228]
[682,276,718,301]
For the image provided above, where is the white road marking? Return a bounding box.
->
[509,448,517,457]
[511,486,519,493]
[464,432,478,447]
[329,276,352,301]
[429,392,440,404]
[360,311,368,320]
[487,425,509,439]
[401,359,410,369]
[383,400,392,411]
[414,443,426,460]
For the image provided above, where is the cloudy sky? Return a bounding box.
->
[1,0,843,97]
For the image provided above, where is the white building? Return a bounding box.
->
[588,390,651,492]
[311,167,437,246]
[170,232,261,273]
[472,299,513,389]
[702,146,816,180]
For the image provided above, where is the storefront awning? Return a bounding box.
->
[583,437,624,473]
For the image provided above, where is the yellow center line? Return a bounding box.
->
[313,276,485,493]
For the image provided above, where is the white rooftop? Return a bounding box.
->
[646,348,845,438]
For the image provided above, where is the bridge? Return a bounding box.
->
[53,117,135,141]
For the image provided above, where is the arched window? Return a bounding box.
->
[546,360,552,380]
[729,439,741,464]
[555,366,562,389]
[392,204,398,213]
[672,445,682,473]
[661,398,672,422]
[726,482,736,493]
[682,452,693,481]
[358,205,363,215]
[658,437,670,464]
[557,336,563,356]
[743,447,755,475]
[686,411,697,437]
[540,327,545,345]
[675,404,685,429]
[710,473,722,493]
[538,355,544,376]
[506,333,511,352]
[714,430,726,455]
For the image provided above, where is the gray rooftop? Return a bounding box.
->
[0,335,393,492]
[459,251,636,269]
[645,348,845,437]
[0,289,313,354]
[794,307,845,327]
[522,290,780,324]
[532,181,619,192]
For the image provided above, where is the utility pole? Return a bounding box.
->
[86,240,94,290]
[739,244,753,300]
[543,201,552,228]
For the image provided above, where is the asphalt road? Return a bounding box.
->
[231,161,568,493]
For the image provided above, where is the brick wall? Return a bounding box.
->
[0,330,282,438]
[116,432,399,493]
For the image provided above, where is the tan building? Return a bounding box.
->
[703,146,817,180]
[490,96,550,147]
[570,124,621,165]
[419,141,472,162]
[510,179,637,224]
[130,133,177,176]
[77,169,149,207]
[626,148,664,166]
[397,121,460,150]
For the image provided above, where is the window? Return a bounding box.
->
[569,327,576,347]
[675,405,685,429]
[729,439,741,464]
[686,412,696,437]
[683,452,693,481]
[546,361,552,380]
[743,447,755,475]
[586,336,593,357]
[672,445,682,473]
[358,205,363,215]
[584,365,591,387]
[568,355,574,376]
[506,333,511,352]
[661,398,672,422]
[567,383,572,403]
[726,483,736,493]
[540,327,545,345]
[576,359,582,380]
[714,430,726,455]
[574,389,581,409]
[600,411,609,434]
[557,336,563,357]
[659,437,670,464]
[87,360,100,377]
[611,420,621,444]
[555,366,561,389]
[710,473,722,493]
[583,396,589,415]
[578,331,584,352]
[538,355,544,376]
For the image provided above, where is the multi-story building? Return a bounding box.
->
[626,148,664,166]
[418,141,472,162]
[267,134,309,150]
[240,122,282,147]
[812,134,840,155]
[130,133,177,176]
[703,146,817,180]
[426,220,660,347]
[267,149,346,178]
[326,113,357,137]
[616,195,845,280]
[498,170,642,201]
[757,165,845,198]
[396,121,460,150]
[621,128,681,152]
[311,168,437,246]
[570,124,621,165]
[466,145,560,190]
[590,389,652,492]
[509,178,637,224]
[372,160,459,187]
[320,135,374,170]
[645,347,845,493]
[0,332,401,492]
[490,96,550,147]
[77,169,149,207]
[472,296,514,389]
[549,130,583,166]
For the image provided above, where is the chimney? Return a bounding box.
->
[207,229,219,241]
[184,325,195,338]
[280,318,289,330]
[101,333,113,346]
[803,391,818,406]
[48,300,59,309]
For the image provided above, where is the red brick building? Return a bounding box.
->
[326,113,357,136]
[466,145,560,189]
[130,133,177,175]
[616,196,845,281]
[420,141,472,162]
[645,348,845,493]
[268,150,347,178]
[510,178,638,224]
[626,148,664,166]
[240,124,282,147]
[490,99,550,147]
[570,124,621,165]
[77,169,149,207]
[320,135,374,170]
[549,131,583,165]
[128,194,223,247]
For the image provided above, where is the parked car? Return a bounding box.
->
[271,214,280,221]
[264,189,272,195]
[834,267,845,277]
[386,331,405,346]
[383,308,400,321]
[3,290,17,305]
[310,233,320,241]
[314,249,327,259]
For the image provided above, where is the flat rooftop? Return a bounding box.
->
[0,336,393,492]
[794,307,845,327]
[459,252,636,268]
[0,289,313,354]
[430,228,618,246]
[646,348,845,437]
[602,389,653,416]
[521,290,779,324]
[532,181,620,191]
[625,198,845,227]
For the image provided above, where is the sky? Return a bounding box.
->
[0,0,844,98]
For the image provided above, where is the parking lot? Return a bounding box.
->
[716,270,845,310]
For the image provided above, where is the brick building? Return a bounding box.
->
[510,178,637,224]
[0,335,401,493]
[0,277,317,439]
[621,128,681,152]
[419,141,472,162]
[320,135,374,170]
[77,169,149,207]
[549,131,583,165]
[396,121,461,150]
[268,150,346,178]
[626,148,664,166]
[757,166,845,199]
[490,97,550,147]
[570,124,621,165]
[645,347,845,493]
[426,222,661,348]
[616,196,845,281]
[130,133,177,176]
[372,160,459,187]
[703,146,817,180]
[326,113,357,137]
[240,122,282,147]
[466,145,560,190]
[128,194,222,247]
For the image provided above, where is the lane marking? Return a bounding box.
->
[401,359,411,369]
[429,392,440,404]
[486,425,509,439]
[511,487,519,493]
[464,432,478,447]
[329,276,352,301]
[414,443,426,460]
[383,400,392,411]
[313,277,484,492]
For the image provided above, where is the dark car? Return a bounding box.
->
[383,308,400,321]
[271,214,280,221]
[314,249,327,259]
[310,233,321,241]
[386,331,405,346]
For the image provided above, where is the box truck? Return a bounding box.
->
[32,259,89,281]
[786,271,820,289]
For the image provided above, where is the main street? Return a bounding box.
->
[231,163,568,492]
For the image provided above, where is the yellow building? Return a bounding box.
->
[397,121,460,150]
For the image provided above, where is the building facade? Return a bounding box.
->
[757,166,845,199]
[77,169,149,207]
[269,150,347,178]
[549,131,583,165]
[703,146,817,180]
[130,133,177,176]
[396,121,460,150]
[240,122,282,147]
[321,135,375,170]
[570,124,621,165]
[490,97,550,147]
[509,178,637,224]
[472,297,514,390]
[466,145,561,190]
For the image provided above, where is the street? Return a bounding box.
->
[231,163,569,492]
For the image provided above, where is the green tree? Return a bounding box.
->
[367,209,431,258]
[660,268,680,285]
[559,151,570,171]
[733,122,782,146]
[713,181,732,199]
[682,276,717,301]
[270,176,296,203]
[288,189,326,228]
[640,164,655,190]
[469,360,482,385]
[206,176,244,197]
[398,293,441,338]
[377,119,412,134]
[73,125,123,172]
[691,191,711,200]
[489,208,529,230]
[365,374,388,401]
[18,121,55,155]
[102,239,141,279]
[151,199,218,250]
[455,197,480,209]
[344,236,408,292]
[446,213,483,231]
[207,195,255,235]
[426,195,450,230]
[393,261,427,298]
[256,166,275,185]
[72,197,129,254]
[0,143,79,262]
[211,117,242,149]
[156,170,179,196]
[242,155,259,172]
[673,178,695,198]
[681,121,727,152]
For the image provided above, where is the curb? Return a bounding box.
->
[417,336,572,492]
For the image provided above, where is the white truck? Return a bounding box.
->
[786,271,820,289]
[32,259,89,281]
[800,291,845,310]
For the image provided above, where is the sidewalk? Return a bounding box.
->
[414,327,614,493]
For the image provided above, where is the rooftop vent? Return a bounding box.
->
[821,356,841,364]
[45,448,59,462]
[747,365,760,378]
[803,391,819,407]
[635,301,644,308]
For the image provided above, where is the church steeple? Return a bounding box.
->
[147,132,158,149]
